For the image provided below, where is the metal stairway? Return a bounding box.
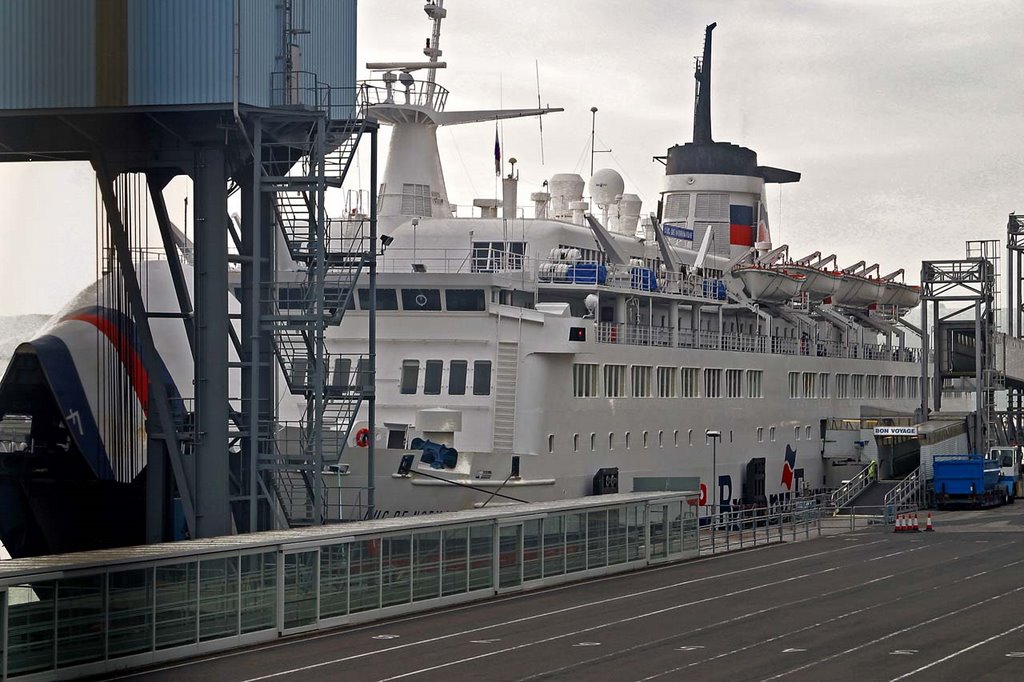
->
[255,110,371,527]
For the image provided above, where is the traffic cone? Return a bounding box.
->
[925,512,934,532]
[894,514,902,533]
[914,512,921,532]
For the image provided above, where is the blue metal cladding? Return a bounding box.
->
[0,0,97,109]
[294,0,358,113]
[127,0,235,106]
[0,0,356,111]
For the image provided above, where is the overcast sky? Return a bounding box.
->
[1,0,1022,315]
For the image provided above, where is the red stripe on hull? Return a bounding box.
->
[68,313,150,413]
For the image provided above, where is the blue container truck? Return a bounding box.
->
[933,454,1014,509]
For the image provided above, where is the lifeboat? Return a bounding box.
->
[880,281,921,309]
[831,272,884,308]
[732,264,804,303]
[784,263,843,303]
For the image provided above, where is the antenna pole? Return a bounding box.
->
[536,60,545,164]
[590,106,598,178]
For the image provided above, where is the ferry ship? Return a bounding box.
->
[0,6,923,554]
[333,11,922,518]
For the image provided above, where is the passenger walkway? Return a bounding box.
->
[0,493,702,681]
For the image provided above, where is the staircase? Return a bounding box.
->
[254,103,372,527]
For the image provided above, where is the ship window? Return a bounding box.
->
[770,426,776,442]
[400,183,432,216]
[401,288,442,311]
[357,288,399,310]
[674,429,679,447]
[400,360,419,394]
[836,373,849,399]
[866,375,879,398]
[625,431,631,449]
[351,359,368,392]
[757,427,764,443]
[805,426,813,440]
[703,368,722,399]
[657,367,676,397]
[851,374,864,398]
[746,370,763,398]
[802,372,816,399]
[449,360,468,395]
[794,426,800,440]
[643,431,649,448]
[881,375,893,399]
[548,434,555,454]
[590,433,596,451]
[725,369,742,398]
[387,429,407,449]
[631,366,653,398]
[473,361,492,396]
[608,433,614,450]
[658,430,664,447]
[604,364,627,398]
[445,289,487,311]
[332,357,352,389]
[573,363,600,397]
[424,360,443,395]
[573,433,579,452]
[681,367,700,398]
[819,373,830,398]
[688,429,693,446]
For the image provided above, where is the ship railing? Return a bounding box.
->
[358,78,450,113]
[270,71,363,121]
[829,463,874,509]
[377,246,531,275]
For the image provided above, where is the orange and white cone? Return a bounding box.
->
[894,514,902,533]
[914,512,921,532]
[925,512,934,532]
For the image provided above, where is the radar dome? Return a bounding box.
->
[590,168,624,208]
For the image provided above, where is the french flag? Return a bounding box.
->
[729,205,754,246]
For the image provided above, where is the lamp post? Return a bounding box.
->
[706,430,722,513]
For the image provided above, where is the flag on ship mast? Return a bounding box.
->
[494,126,501,176]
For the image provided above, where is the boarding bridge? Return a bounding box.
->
[995,332,1024,386]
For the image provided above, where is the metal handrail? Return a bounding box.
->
[884,466,924,510]
[830,463,874,509]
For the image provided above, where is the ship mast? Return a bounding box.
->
[692,22,716,144]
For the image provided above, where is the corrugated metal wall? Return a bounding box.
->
[127,0,234,106]
[0,0,356,111]
[0,0,96,109]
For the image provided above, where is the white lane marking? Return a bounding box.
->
[573,642,601,647]
[889,622,1024,680]
[470,639,501,644]
[676,646,705,651]
[373,566,848,681]
[236,543,885,682]
[373,634,401,640]
[761,562,1024,680]
[1006,652,1024,657]
[870,547,928,562]
[631,543,1024,682]
[781,648,806,653]
[890,650,918,655]
[105,540,885,682]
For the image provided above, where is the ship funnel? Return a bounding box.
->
[693,22,716,144]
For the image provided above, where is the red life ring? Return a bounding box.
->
[355,427,371,448]
[609,326,618,343]
[698,482,708,506]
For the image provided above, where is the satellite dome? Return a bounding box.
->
[590,168,625,208]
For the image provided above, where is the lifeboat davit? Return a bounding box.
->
[784,264,843,303]
[880,281,921,309]
[732,265,804,303]
[831,273,884,308]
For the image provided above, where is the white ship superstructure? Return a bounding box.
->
[329,10,924,519]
